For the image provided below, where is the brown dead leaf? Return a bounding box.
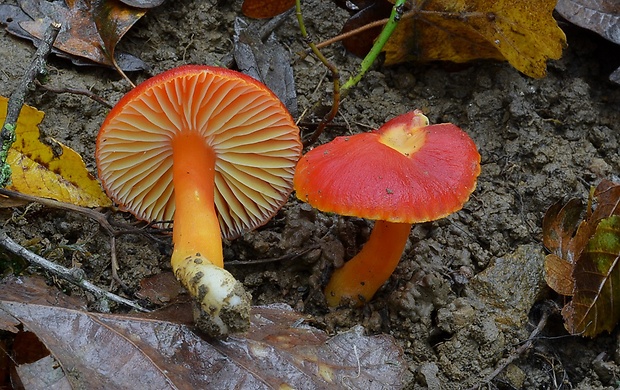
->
[544,253,574,296]
[0,275,406,389]
[590,179,620,221]
[543,181,620,337]
[0,96,112,208]
[241,0,295,19]
[13,0,146,69]
[562,215,620,336]
[542,198,584,261]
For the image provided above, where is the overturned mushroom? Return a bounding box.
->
[294,110,480,306]
[96,65,301,336]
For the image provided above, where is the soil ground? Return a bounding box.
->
[1,0,620,389]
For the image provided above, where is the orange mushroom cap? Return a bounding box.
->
[294,110,481,223]
[96,65,302,239]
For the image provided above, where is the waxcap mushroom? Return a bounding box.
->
[294,110,480,306]
[97,65,301,239]
[96,65,301,336]
[294,110,480,223]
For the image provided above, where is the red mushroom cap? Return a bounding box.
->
[96,65,301,239]
[294,111,481,223]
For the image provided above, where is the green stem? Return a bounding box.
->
[341,0,406,93]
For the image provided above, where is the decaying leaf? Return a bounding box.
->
[543,180,620,337]
[241,0,295,19]
[233,17,298,117]
[342,0,566,78]
[542,198,584,262]
[0,275,406,389]
[562,215,620,336]
[556,0,620,45]
[0,0,149,71]
[1,96,111,208]
[558,0,620,85]
[544,253,574,296]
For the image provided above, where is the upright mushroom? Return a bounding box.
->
[294,110,480,307]
[96,65,301,336]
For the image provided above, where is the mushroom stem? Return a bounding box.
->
[171,132,222,268]
[324,221,412,307]
[170,131,251,337]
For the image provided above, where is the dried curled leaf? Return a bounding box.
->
[241,0,295,18]
[562,215,620,336]
[544,253,574,296]
[0,0,147,70]
[543,180,620,337]
[542,198,584,261]
[1,96,111,208]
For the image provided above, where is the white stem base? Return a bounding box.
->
[174,254,251,338]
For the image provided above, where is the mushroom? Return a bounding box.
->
[96,65,302,336]
[294,110,480,307]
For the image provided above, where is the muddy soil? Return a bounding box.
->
[1,0,620,389]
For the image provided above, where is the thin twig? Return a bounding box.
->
[295,0,341,147]
[0,188,115,235]
[0,189,168,241]
[0,230,149,313]
[109,235,128,291]
[35,80,113,108]
[468,309,550,389]
[0,188,168,291]
[311,17,390,52]
[1,22,61,187]
[112,58,135,88]
[225,246,319,266]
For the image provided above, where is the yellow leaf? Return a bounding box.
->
[384,0,567,78]
[1,96,111,208]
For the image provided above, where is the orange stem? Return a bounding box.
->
[170,132,223,269]
[324,221,412,307]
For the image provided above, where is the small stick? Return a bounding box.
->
[310,18,390,52]
[295,0,341,147]
[0,230,149,313]
[35,80,113,108]
[225,246,318,266]
[0,22,61,187]
[468,309,550,389]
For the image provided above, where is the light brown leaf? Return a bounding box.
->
[16,0,145,68]
[0,276,406,389]
[544,253,574,296]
